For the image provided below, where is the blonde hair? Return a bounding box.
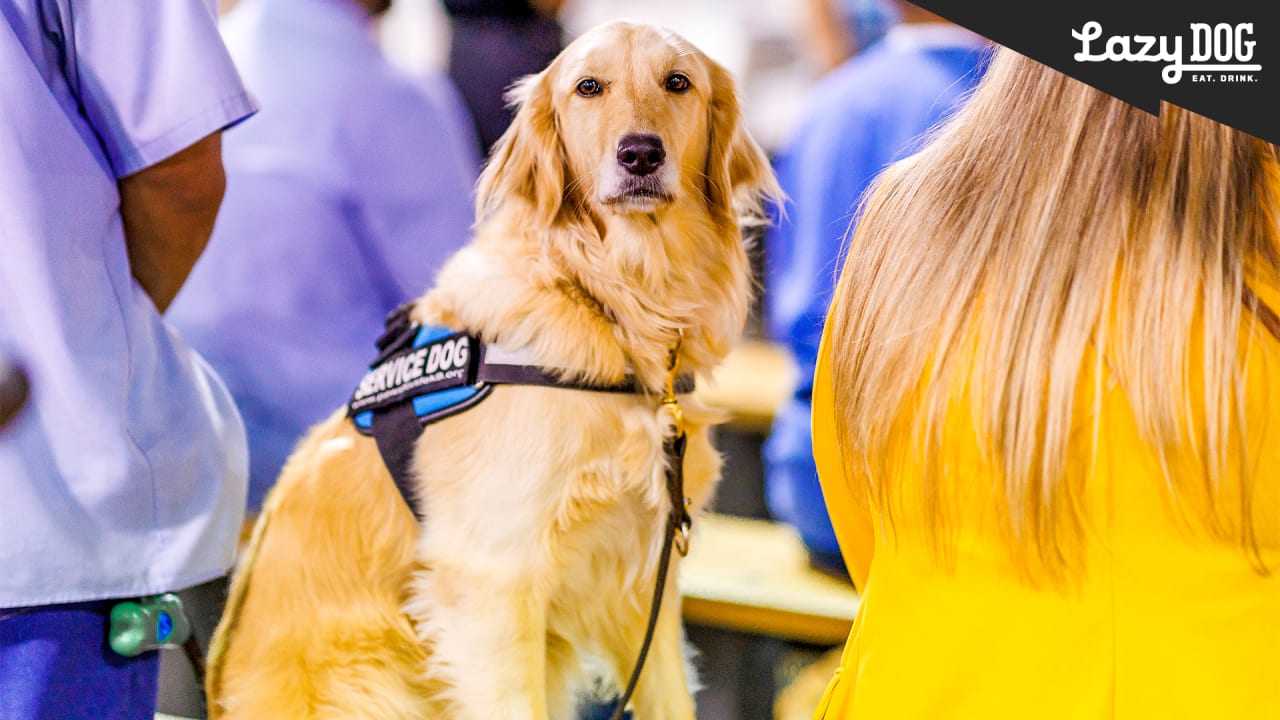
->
[829,47,1280,574]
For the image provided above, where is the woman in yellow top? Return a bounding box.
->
[811,48,1280,718]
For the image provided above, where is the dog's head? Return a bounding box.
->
[477,20,778,230]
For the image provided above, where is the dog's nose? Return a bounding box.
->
[617,134,666,176]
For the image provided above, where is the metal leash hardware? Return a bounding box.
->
[660,330,692,557]
[608,331,691,720]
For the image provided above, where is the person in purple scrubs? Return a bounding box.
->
[0,1,255,718]
[167,0,477,511]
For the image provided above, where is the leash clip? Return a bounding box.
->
[662,330,692,557]
[674,499,692,556]
[660,330,685,437]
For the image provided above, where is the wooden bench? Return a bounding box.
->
[696,339,796,434]
[233,513,860,645]
[678,513,860,646]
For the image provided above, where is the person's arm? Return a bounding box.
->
[119,132,227,313]
[804,0,855,71]
[55,0,256,311]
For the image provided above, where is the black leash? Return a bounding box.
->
[608,335,692,720]
[609,517,677,720]
[184,634,207,692]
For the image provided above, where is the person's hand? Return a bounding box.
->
[529,0,565,19]
[0,352,30,431]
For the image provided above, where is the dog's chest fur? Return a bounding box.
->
[404,382,723,692]
[411,383,721,583]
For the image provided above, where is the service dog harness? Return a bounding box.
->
[347,306,695,718]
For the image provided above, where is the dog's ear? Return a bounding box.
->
[703,59,781,225]
[477,68,566,229]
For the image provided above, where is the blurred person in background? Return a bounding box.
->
[763,0,990,579]
[804,0,898,72]
[168,0,477,513]
[0,1,253,718]
[813,47,1280,717]
[441,0,566,157]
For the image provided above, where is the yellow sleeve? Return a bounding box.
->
[811,306,876,592]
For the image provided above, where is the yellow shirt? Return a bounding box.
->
[811,288,1280,718]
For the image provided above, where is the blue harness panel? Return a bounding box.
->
[345,307,695,523]
[349,325,487,434]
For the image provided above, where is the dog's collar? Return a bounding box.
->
[346,305,695,519]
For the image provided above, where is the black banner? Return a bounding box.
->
[348,332,474,415]
[912,0,1279,146]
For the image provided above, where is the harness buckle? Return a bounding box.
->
[661,397,684,438]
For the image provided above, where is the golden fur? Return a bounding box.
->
[206,20,779,720]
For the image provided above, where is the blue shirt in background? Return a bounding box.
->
[763,24,993,573]
[167,0,478,508]
[0,0,255,607]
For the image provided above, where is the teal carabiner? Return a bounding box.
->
[107,593,192,657]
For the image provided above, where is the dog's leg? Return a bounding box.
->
[409,567,551,720]
[603,577,697,720]
[209,418,446,720]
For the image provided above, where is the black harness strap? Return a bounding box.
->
[359,305,423,495]
[370,400,425,513]
[476,362,696,395]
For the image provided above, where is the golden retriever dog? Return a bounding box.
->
[205,19,779,720]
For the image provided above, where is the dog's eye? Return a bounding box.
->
[664,73,691,93]
[575,78,602,97]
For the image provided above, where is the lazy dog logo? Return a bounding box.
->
[1073,21,1261,84]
